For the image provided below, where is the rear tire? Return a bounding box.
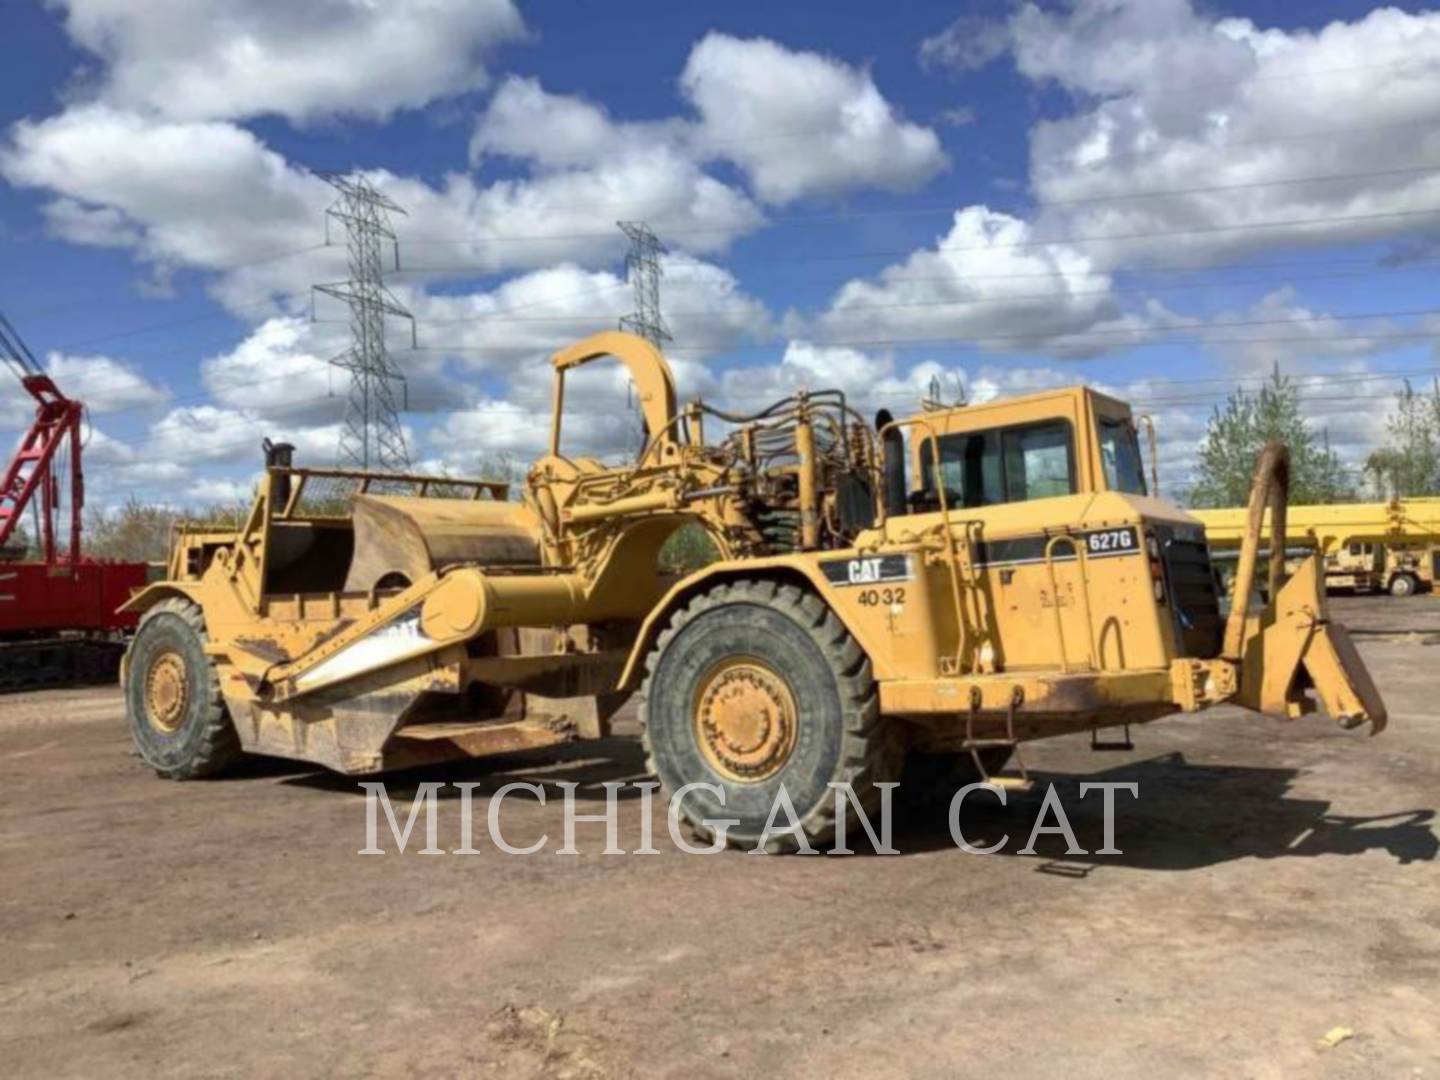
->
[125,598,240,779]
[1390,573,1417,597]
[639,580,900,852]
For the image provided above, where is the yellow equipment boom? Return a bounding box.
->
[1194,498,1440,595]
[1193,498,1440,553]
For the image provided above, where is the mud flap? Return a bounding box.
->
[1237,555,1387,733]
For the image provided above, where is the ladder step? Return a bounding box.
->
[963,738,1018,749]
[988,775,1034,793]
[1091,724,1134,752]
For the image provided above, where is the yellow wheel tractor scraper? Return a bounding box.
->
[120,331,1386,850]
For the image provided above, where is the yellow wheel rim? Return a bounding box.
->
[145,651,189,734]
[693,656,798,782]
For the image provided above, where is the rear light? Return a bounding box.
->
[1147,532,1167,604]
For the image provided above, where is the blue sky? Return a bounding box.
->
[2,0,1438,505]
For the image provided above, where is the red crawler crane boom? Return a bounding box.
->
[0,312,146,690]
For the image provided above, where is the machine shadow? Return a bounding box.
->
[276,735,652,802]
[895,751,1438,869]
[1346,626,1440,639]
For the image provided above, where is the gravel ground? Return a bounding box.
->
[1,594,1437,1078]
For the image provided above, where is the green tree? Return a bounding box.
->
[473,451,528,502]
[658,523,719,574]
[1188,365,1354,507]
[1363,380,1439,498]
[1,523,33,559]
[85,497,248,563]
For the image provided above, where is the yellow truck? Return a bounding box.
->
[119,332,1385,850]
[1194,499,1440,596]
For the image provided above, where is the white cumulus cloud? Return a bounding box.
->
[54,0,526,123]
[814,207,1124,353]
[44,352,170,413]
[681,33,948,204]
[1013,0,1440,265]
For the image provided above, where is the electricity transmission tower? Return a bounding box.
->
[617,221,672,347]
[314,175,414,471]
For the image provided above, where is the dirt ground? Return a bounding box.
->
[2,595,1438,1078]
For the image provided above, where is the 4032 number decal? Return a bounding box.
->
[857,587,906,607]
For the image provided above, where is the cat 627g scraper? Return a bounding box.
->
[121,331,1385,849]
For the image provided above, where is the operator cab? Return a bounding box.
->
[875,386,1222,662]
[881,386,1152,518]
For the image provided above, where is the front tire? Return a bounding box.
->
[125,598,240,779]
[1390,573,1417,597]
[639,580,899,852]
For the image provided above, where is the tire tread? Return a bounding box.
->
[132,597,239,779]
[637,578,899,851]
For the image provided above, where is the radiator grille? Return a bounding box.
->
[1159,526,1223,658]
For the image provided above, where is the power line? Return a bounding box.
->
[406,328,1438,357]
[402,263,1440,327]
[391,251,1439,292]
[757,254,1440,288]
[60,379,1436,470]
[11,114,1436,351]
[58,255,1440,348]
[51,293,307,353]
[4,242,331,326]
[36,251,1440,364]
[436,115,1440,233]
[13,354,1434,451]
[1039,115,1440,173]
[0,285,647,440]
[51,305,1417,446]
[394,205,1440,270]
[396,163,1440,246]
[740,207,1440,266]
[408,304,1440,357]
[1075,53,1440,97]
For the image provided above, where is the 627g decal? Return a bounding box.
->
[1084,527,1138,557]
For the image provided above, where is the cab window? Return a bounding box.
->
[1098,417,1148,496]
[918,419,1076,509]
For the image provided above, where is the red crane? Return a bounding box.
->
[0,312,147,691]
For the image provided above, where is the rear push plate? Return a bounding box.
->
[820,554,914,587]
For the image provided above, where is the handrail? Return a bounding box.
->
[876,415,969,674]
[1043,533,1097,673]
[278,465,507,500]
[269,466,508,521]
[1221,441,1289,662]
